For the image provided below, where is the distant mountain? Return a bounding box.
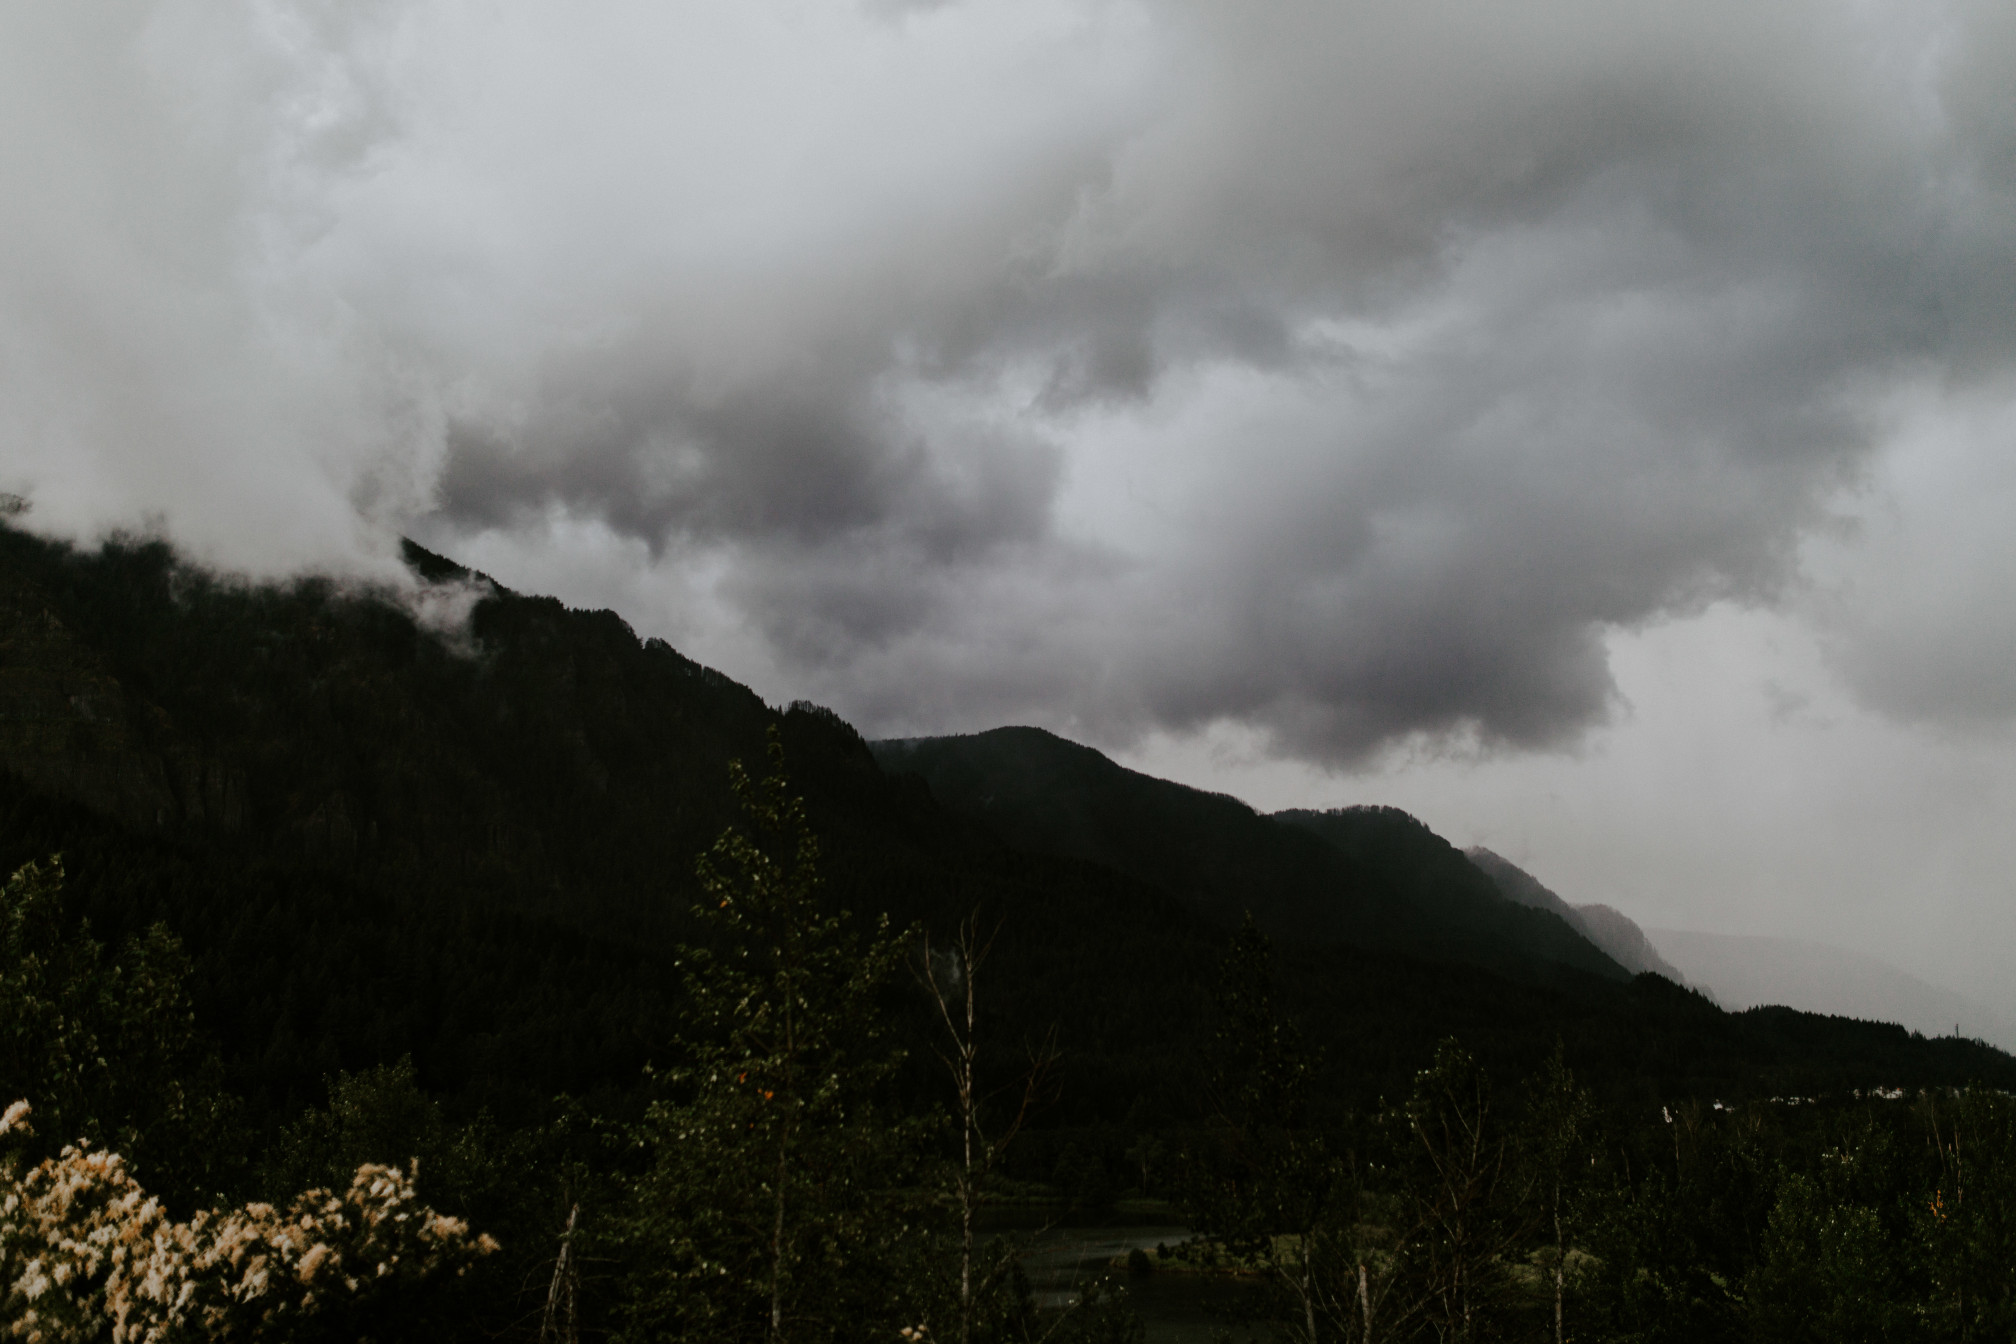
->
[5,519,2013,1126]
[1648,930,2016,1054]
[1576,904,1688,983]
[1465,848,1687,983]
[874,728,1628,985]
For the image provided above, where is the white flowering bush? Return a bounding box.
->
[1,1100,497,1343]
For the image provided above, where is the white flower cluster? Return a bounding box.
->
[1,1102,497,1343]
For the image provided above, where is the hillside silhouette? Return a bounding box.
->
[2,521,2011,1137]
[874,728,1624,983]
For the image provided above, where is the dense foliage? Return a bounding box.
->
[11,837,2016,1342]
[1,1098,496,1344]
[1178,929,2016,1343]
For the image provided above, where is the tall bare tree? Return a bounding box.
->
[917,911,1058,1344]
[1396,1040,1528,1343]
[1524,1044,1592,1344]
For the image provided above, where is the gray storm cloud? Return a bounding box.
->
[6,0,2016,762]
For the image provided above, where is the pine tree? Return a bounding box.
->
[620,732,929,1344]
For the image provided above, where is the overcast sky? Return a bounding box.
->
[5,1,2014,1016]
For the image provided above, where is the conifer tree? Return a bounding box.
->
[620,732,928,1344]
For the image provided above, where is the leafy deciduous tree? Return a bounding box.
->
[0,857,239,1209]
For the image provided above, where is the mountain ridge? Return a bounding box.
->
[4,522,2012,1128]
[1464,847,1688,984]
[873,727,1629,985]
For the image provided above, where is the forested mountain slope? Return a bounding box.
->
[3,521,2011,1140]
[873,728,1625,984]
[1464,845,1688,982]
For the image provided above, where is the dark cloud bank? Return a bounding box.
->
[8,1,2016,763]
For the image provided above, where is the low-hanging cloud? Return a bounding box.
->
[7,0,2016,762]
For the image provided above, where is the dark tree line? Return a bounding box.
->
[1180,921,2016,1343]
[8,747,2016,1342]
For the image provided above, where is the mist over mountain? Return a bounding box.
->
[1461,849,2016,1055]
[12,5,2016,1334]
[1465,847,1688,984]
[1649,929,2016,1055]
[8,0,2016,1061]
